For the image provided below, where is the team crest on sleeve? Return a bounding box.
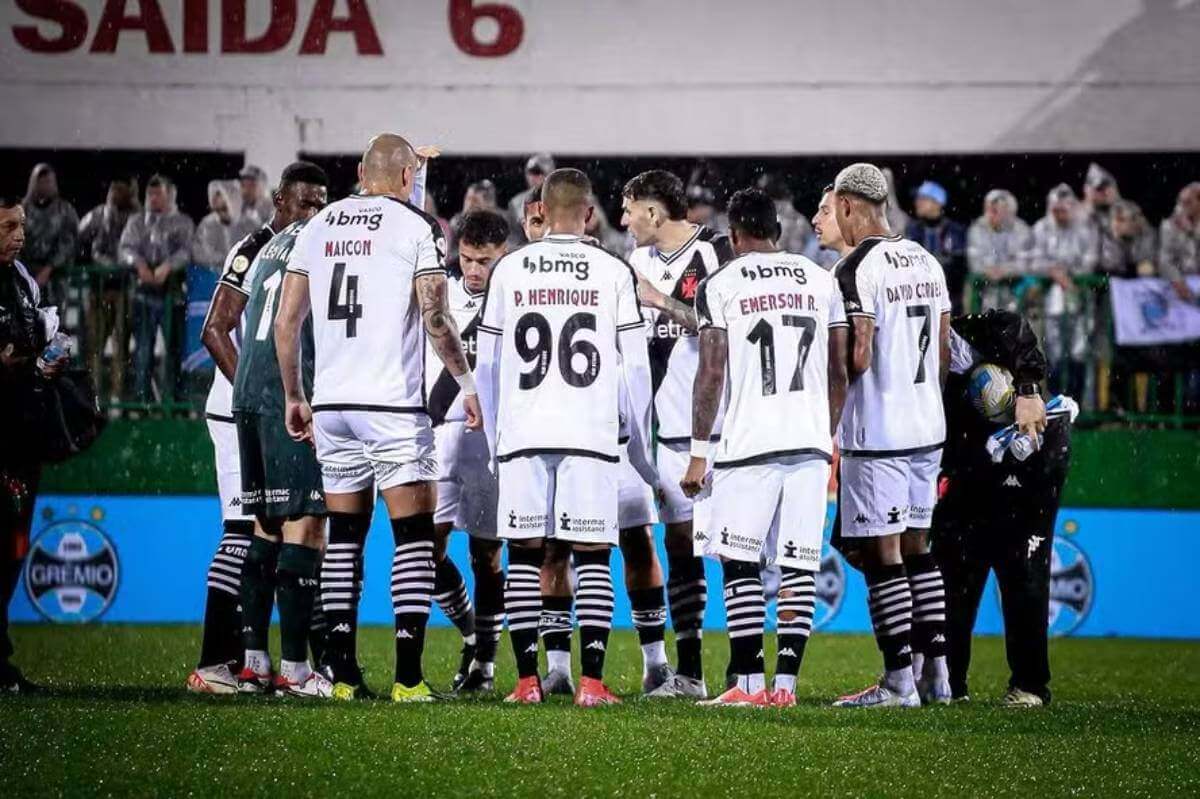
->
[231,255,250,274]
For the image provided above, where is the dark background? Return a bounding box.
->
[4,148,1198,229]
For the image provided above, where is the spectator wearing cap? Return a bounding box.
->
[1029,183,1097,404]
[757,173,814,257]
[967,189,1033,312]
[450,179,500,259]
[78,176,139,402]
[906,180,968,312]
[20,163,78,303]
[685,161,728,232]
[119,174,194,404]
[506,153,555,244]
[237,165,273,229]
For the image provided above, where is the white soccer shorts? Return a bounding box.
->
[655,442,696,525]
[312,408,438,494]
[838,448,943,538]
[433,421,499,539]
[497,454,618,545]
[206,416,252,522]
[617,445,659,530]
[694,457,829,572]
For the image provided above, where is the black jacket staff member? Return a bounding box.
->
[0,194,68,693]
[933,309,1068,707]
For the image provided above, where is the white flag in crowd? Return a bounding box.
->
[1109,277,1200,347]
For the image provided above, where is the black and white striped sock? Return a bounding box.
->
[540,595,573,674]
[667,549,707,680]
[320,512,370,678]
[504,544,543,679]
[575,548,614,680]
[775,567,816,683]
[867,563,914,673]
[434,557,476,644]
[723,560,765,689]
[198,520,253,668]
[390,514,436,688]
[904,553,947,660]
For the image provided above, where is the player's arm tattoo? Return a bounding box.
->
[691,327,728,441]
[828,327,850,435]
[637,273,698,332]
[201,285,248,383]
[415,272,470,377]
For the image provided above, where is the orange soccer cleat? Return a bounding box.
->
[697,686,772,707]
[574,676,621,707]
[504,675,543,704]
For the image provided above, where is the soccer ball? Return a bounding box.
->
[968,363,1015,423]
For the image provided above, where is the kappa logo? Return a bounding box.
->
[395,629,414,639]
[524,642,539,654]
[586,640,606,652]
[465,299,477,309]
[898,644,912,656]
[331,623,352,634]
[309,490,321,502]
[559,513,571,532]
[854,513,869,525]
[887,507,901,525]
[931,634,946,644]
[508,511,517,529]
[778,647,797,658]
[660,270,673,281]
[1027,534,1045,558]
[1003,474,1023,488]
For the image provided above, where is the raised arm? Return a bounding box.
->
[415,271,480,429]
[274,272,312,441]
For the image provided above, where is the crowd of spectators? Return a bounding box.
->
[16,158,1200,418]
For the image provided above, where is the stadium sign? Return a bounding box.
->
[1048,536,1093,638]
[24,518,120,624]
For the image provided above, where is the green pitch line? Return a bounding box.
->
[2,626,1198,797]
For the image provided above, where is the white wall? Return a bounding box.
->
[3,0,1198,177]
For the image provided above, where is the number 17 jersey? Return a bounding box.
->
[288,194,447,412]
[477,233,644,462]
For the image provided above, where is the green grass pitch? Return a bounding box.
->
[1,626,1198,797]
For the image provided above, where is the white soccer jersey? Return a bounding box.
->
[204,224,275,419]
[425,275,484,425]
[835,234,951,455]
[288,194,446,411]
[629,225,734,443]
[697,251,847,467]
[477,233,644,461]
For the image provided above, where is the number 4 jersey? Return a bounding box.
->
[477,233,646,462]
[288,194,447,412]
[696,251,847,467]
[835,234,951,455]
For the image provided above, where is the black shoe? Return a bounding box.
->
[0,662,42,695]
[451,642,477,692]
[454,668,495,695]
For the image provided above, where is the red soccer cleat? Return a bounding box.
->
[697,686,771,707]
[769,688,797,707]
[574,676,621,707]
[504,675,543,704]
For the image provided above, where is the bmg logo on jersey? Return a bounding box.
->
[523,254,590,281]
[739,262,807,284]
[1048,535,1093,637]
[325,208,383,231]
[24,518,120,623]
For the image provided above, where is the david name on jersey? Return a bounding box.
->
[885,280,944,304]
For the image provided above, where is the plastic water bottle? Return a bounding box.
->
[38,331,71,371]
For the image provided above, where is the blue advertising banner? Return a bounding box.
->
[11,495,1198,639]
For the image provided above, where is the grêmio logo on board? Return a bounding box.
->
[12,1,526,58]
[24,518,120,624]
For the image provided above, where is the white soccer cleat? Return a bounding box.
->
[237,666,274,695]
[275,670,335,699]
[186,664,238,695]
[832,681,921,708]
[917,676,953,706]
[1002,688,1044,708]
[641,663,678,696]
[645,672,709,700]
[542,669,575,696]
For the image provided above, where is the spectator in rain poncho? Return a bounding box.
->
[967,189,1033,312]
[237,165,273,230]
[193,181,256,274]
[20,163,78,302]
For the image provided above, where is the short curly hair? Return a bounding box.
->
[833,163,888,204]
[456,209,509,248]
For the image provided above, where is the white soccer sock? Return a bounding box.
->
[885,666,916,694]
[737,673,766,694]
[912,652,925,683]
[925,654,949,682]
[773,674,796,693]
[469,659,495,678]
[547,649,571,675]
[245,649,271,675]
[641,641,668,674]
[280,659,311,683]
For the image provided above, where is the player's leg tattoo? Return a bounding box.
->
[775,568,816,692]
[574,547,615,681]
[722,560,766,693]
[504,543,543,679]
[199,520,253,668]
[390,513,437,688]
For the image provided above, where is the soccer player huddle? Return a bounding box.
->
[187,134,957,709]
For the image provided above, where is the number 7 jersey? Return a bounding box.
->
[835,234,951,455]
[477,233,645,462]
[288,194,447,412]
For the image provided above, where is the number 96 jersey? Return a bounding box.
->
[288,194,447,412]
[477,233,645,462]
[696,251,847,467]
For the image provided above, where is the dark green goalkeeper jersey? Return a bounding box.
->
[231,220,315,415]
